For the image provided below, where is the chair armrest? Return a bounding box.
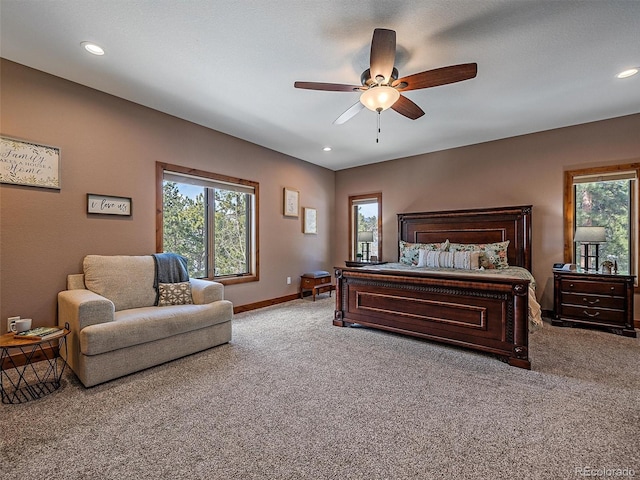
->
[190,278,224,304]
[58,289,115,331]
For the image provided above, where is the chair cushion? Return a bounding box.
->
[79,301,233,356]
[302,270,330,278]
[83,255,156,311]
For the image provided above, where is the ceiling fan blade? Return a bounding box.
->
[393,63,478,91]
[333,101,365,125]
[294,81,362,92]
[391,95,425,120]
[370,28,396,84]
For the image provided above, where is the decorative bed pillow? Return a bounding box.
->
[158,282,194,306]
[417,249,481,269]
[448,241,510,269]
[399,240,449,265]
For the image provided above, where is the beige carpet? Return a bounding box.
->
[2,296,639,479]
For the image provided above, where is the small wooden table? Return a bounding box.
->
[0,329,69,404]
[300,271,334,301]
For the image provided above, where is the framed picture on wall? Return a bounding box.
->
[0,136,61,189]
[303,207,317,234]
[283,187,299,217]
[87,194,132,216]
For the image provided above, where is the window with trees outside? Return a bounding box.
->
[564,163,638,282]
[156,162,259,284]
[349,193,382,262]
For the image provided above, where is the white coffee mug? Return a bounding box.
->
[10,318,32,333]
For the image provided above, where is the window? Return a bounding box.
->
[156,162,259,284]
[349,193,382,261]
[564,163,639,280]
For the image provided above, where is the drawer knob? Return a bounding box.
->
[583,298,600,305]
[569,283,574,288]
[611,286,615,291]
[582,310,600,318]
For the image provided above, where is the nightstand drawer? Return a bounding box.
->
[301,277,317,289]
[560,279,625,296]
[559,305,627,325]
[560,292,625,310]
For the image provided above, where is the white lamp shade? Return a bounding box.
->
[574,226,606,243]
[358,231,374,242]
[360,86,400,112]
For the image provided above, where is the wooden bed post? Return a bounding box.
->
[509,282,531,369]
[333,268,345,326]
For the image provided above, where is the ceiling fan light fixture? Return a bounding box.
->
[360,85,400,112]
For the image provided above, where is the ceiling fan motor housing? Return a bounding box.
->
[361,67,399,87]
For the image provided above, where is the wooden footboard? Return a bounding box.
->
[334,267,531,369]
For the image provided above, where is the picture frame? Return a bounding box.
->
[87,194,132,216]
[283,187,299,217]
[303,207,317,234]
[0,135,61,189]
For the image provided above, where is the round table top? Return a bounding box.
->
[0,329,69,348]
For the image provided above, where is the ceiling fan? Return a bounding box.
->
[294,28,477,125]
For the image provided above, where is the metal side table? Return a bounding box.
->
[0,328,69,404]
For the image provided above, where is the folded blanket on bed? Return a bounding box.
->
[152,253,189,305]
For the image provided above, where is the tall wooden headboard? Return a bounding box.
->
[397,205,532,270]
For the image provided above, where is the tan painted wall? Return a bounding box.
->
[334,113,640,312]
[3,59,639,331]
[0,60,335,331]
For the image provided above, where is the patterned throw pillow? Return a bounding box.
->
[399,240,449,265]
[158,282,194,306]
[448,241,510,269]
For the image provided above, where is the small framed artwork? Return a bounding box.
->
[283,187,299,217]
[87,194,132,216]
[303,207,317,234]
[0,135,61,189]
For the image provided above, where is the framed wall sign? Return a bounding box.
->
[303,207,317,234]
[0,136,61,189]
[283,187,299,217]
[87,194,132,216]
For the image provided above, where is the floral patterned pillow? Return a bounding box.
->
[158,282,194,306]
[448,240,510,269]
[399,239,449,265]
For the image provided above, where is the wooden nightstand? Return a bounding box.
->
[553,269,636,337]
[300,271,334,301]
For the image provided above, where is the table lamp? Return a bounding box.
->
[357,231,374,262]
[574,226,606,271]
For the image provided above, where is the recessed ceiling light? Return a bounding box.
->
[616,68,638,79]
[323,146,332,152]
[81,41,105,56]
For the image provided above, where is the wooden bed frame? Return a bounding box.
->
[334,205,533,369]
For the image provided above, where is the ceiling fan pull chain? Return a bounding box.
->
[376,109,381,143]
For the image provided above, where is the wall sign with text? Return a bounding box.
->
[0,136,61,189]
[87,194,132,216]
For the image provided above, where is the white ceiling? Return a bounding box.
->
[1,1,639,171]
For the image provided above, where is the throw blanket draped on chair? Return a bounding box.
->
[152,253,189,305]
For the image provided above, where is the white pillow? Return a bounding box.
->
[417,249,480,270]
